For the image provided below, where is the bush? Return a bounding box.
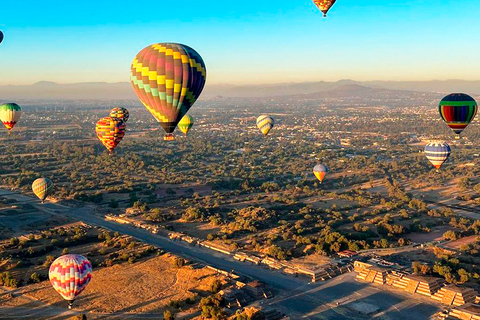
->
[164,309,175,320]
[209,280,222,293]
[443,230,457,241]
[43,255,55,267]
[29,272,41,283]
[174,257,185,268]
[0,272,18,288]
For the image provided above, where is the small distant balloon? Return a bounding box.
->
[32,178,54,203]
[110,107,129,123]
[178,114,193,135]
[313,0,337,17]
[0,31,4,44]
[49,254,92,309]
[425,141,451,170]
[95,117,126,154]
[0,103,22,134]
[257,115,275,136]
[439,93,478,136]
[314,164,328,183]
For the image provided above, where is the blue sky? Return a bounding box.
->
[0,0,479,85]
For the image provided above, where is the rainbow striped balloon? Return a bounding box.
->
[0,103,22,134]
[425,141,451,170]
[32,178,54,202]
[49,254,92,307]
[130,43,206,141]
[257,115,275,136]
[110,107,130,123]
[95,117,126,153]
[439,93,477,135]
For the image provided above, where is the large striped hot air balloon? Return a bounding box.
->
[439,93,478,136]
[32,178,54,203]
[49,254,92,309]
[425,141,451,170]
[95,117,126,154]
[178,114,193,135]
[314,164,328,183]
[0,31,4,45]
[0,103,22,134]
[110,107,129,123]
[130,43,207,141]
[257,115,275,136]
[313,0,337,17]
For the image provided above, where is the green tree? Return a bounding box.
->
[163,309,175,320]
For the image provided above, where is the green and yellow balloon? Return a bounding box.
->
[0,103,22,134]
[32,178,54,203]
[178,115,193,135]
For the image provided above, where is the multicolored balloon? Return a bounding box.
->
[178,114,193,135]
[0,31,3,45]
[95,117,126,154]
[130,43,207,141]
[439,93,478,135]
[314,164,328,183]
[313,0,337,17]
[49,254,92,309]
[110,107,130,123]
[0,103,22,134]
[32,178,54,203]
[425,141,451,170]
[257,115,275,136]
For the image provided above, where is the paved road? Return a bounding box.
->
[0,189,306,291]
[0,189,446,319]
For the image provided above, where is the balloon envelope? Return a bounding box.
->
[130,43,206,140]
[313,0,336,17]
[110,107,129,123]
[49,254,92,304]
[95,117,126,153]
[439,93,477,135]
[257,115,275,136]
[32,178,54,202]
[0,103,22,133]
[314,164,328,183]
[178,114,193,135]
[425,141,451,169]
[0,31,3,44]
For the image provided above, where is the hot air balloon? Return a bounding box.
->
[257,115,275,136]
[313,0,337,17]
[110,107,129,123]
[0,103,22,134]
[32,178,54,203]
[314,164,328,183]
[49,254,92,309]
[425,141,451,170]
[130,43,207,141]
[0,31,4,45]
[178,114,193,135]
[95,117,126,154]
[439,93,478,136]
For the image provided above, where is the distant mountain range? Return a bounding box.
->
[0,79,479,101]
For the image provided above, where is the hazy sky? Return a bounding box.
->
[0,0,479,85]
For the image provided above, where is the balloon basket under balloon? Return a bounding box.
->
[164,134,175,141]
